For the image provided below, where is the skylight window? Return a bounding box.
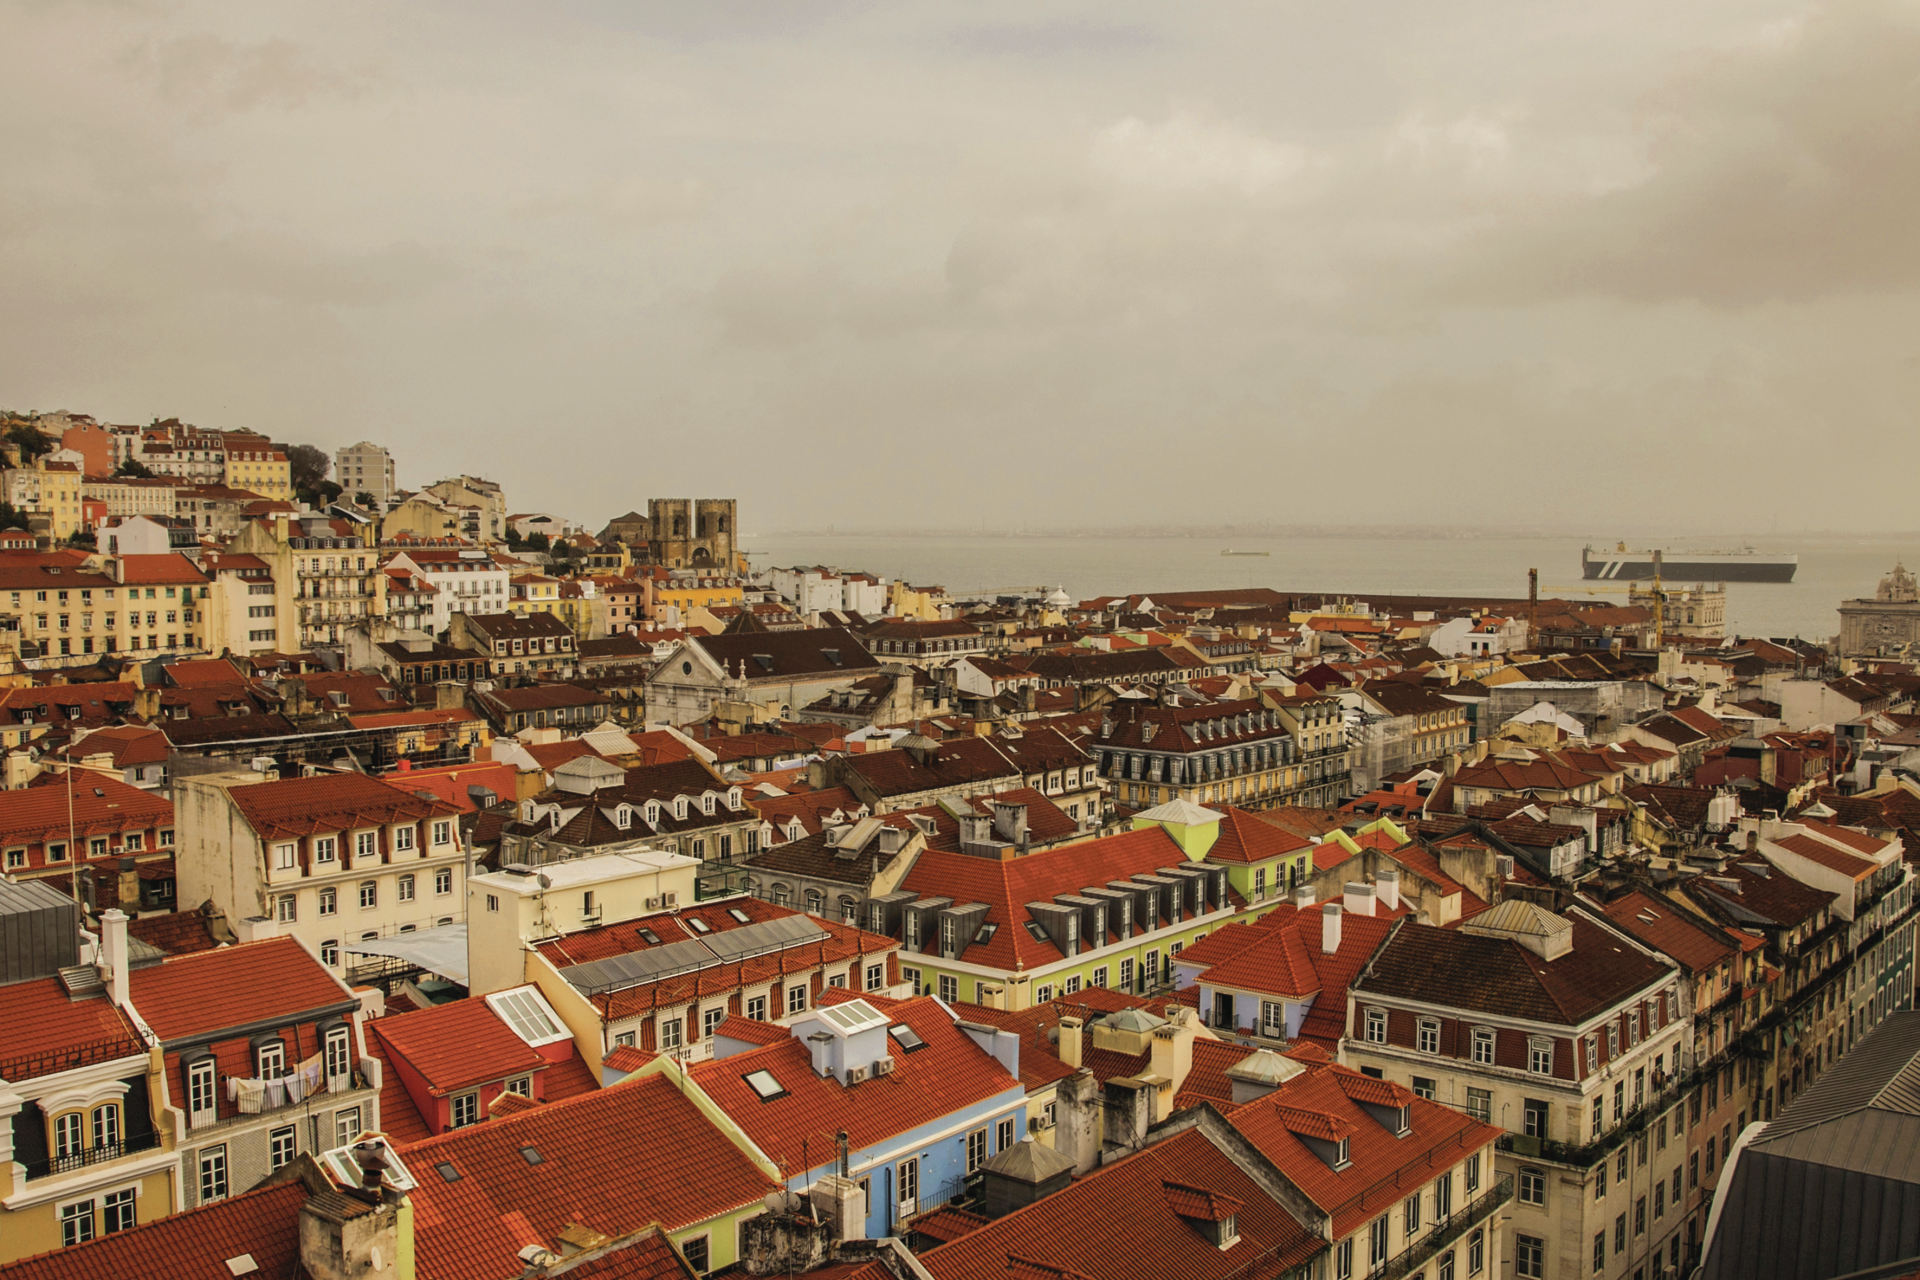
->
[485,987,571,1047]
[687,918,712,934]
[975,923,998,945]
[519,1146,543,1165]
[888,1024,928,1053]
[744,1069,787,1101]
[434,1162,460,1182]
[639,928,662,945]
[728,908,752,924]
[1025,921,1050,943]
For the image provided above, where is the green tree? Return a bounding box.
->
[6,424,53,463]
[286,444,330,493]
[113,458,156,479]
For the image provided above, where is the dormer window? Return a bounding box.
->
[673,797,687,821]
[645,802,661,828]
[614,806,632,830]
[701,794,716,816]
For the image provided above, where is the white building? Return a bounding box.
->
[383,547,513,634]
[174,769,472,978]
[335,441,398,507]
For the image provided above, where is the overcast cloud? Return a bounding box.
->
[1,0,1913,531]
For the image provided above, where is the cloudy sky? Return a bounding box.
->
[2,1,1914,533]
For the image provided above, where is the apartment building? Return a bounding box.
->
[446,610,575,678]
[0,553,209,666]
[131,935,379,1210]
[0,889,176,1263]
[0,772,174,899]
[219,434,289,502]
[334,441,396,506]
[174,770,470,977]
[1093,698,1306,812]
[223,514,384,650]
[383,546,511,633]
[1347,903,1689,1280]
[1,461,84,539]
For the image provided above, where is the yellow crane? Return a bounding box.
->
[1541,551,1673,644]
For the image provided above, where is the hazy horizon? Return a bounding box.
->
[5,2,1916,533]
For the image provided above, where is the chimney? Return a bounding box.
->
[1746,830,1759,854]
[1058,1016,1083,1069]
[1321,901,1343,954]
[1147,1023,1194,1122]
[99,908,130,1008]
[1375,868,1400,912]
[1343,883,1376,917]
[1294,885,1316,910]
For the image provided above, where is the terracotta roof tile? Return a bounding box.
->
[0,1180,306,1280]
[404,1074,779,1280]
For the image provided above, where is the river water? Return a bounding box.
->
[745,533,1920,646]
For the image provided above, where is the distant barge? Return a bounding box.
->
[1582,544,1797,583]
[1220,550,1271,557]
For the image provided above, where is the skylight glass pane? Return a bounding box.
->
[488,988,565,1045]
[688,918,711,933]
[888,1025,927,1051]
[745,1069,784,1099]
[729,909,752,924]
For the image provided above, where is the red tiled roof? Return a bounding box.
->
[58,725,170,768]
[364,1030,433,1146]
[128,936,352,1041]
[1591,891,1737,976]
[0,773,172,850]
[227,771,461,842]
[404,1074,778,1280]
[902,1125,1322,1280]
[893,825,1223,970]
[1230,1062,1499,1238]
[164,657,247,687]
[0,1180,306,1280]
[1774,833,1875,879]
[0,976,144,1084]
[369,996,546,1097]
[1204,808,1314,864]
[690,995,1020,1176]
[382,761,516,812]
[126,908,221,956]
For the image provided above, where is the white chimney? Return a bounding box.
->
[1376,869,1400,912]
[1294,885,1316,910]
[100,908,130,1008]
[1344,883,1376,917]
[1321,902,1343,955]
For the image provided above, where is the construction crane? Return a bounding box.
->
[1542,551,1672,643]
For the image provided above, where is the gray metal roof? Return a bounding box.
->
[558,913,830,997]
[1702,1011,1920,1280]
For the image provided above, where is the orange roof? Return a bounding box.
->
[227,771,461,842]
[404,1074,778,1279]
[369,996,546,1097]
[128,937,351,1041]
[690,995,1020,1175]
[0,1181,306,1280]
[0,975,144,1084]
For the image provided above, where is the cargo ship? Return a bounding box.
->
[1581,543,1797,583]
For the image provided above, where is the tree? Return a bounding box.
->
[113,457,156,479]
[6,424,53,463]
[286,444,330,493]
[0,501,27,530]
[526,531,550,552]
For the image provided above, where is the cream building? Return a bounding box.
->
[2,461,85,540]
[174,769,472,978]
[335,441,397,507]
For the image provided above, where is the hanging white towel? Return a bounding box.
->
[233,1078,268,1114]
[284,1072,305,1105]
[263,1077,289,1109]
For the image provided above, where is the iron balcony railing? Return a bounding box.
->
[1370,1174,1513,1280]
[25,1130,163,1181]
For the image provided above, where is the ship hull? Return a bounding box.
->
[1582,548,1797,583]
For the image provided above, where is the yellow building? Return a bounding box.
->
[887,579,949,621]
[651,576,743,621]
[0,903,179,1264]
[220,435,291,501]
[381,496,465,544]
[2,461,85,540]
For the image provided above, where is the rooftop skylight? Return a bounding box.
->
[744,1069,786,1101]
[486,987,571,1048]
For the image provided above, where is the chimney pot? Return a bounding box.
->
[1343,882,1377,917]
[1294,885,1316,909]
[1321,901,1343,954]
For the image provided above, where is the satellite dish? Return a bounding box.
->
[537,873,551,890]
[370,1245,385,1271]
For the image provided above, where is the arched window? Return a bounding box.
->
[839,896,858,924]
[92,1103,120,1150]
[53,1112,83,1158]
[806,889,824,915]
[772,883,792,906]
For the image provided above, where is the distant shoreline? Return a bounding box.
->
[758,527,1898,544]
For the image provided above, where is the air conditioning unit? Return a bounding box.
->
[872,1056,896,1077]
[662,892,678,907]
[845,1065,869,1085]
[644,897,660,910]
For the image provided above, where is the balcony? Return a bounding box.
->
[1371,1174,1513,1280]
[24,1129,163,1180]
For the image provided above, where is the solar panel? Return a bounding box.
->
[559,914,831,996]
[703,914,830,962]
